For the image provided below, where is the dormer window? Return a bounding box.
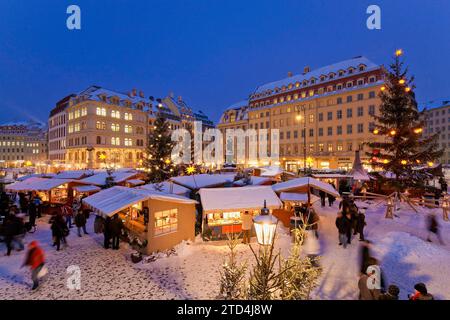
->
[281,86,287,91]
[310,77,316,84]
[303,80,308,86]
[359,64,366,72]
[348,67,355,74]
[329,72,335,79]
[275,87,280,93]
[288,83,293,90]
[320,75,326,82]
[295,82,300,88]
[338,70,345,77]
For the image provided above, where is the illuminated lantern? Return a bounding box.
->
[401,160,407,165]
[413,128,423,134]
[390,130,396,136]
[253,200,278,246]
[395,49,403,57]
[405,87,411,92]
[373,129,379,134]
[399,79,406,85]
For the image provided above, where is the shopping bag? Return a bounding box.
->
[37,265,48,279]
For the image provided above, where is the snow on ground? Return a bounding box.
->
[1,200,449,300]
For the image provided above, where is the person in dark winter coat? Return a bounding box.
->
[426,214,444,244]
[51,213,68,251]
[344,212,353,244]
[3,214,25,256]
[319,190,326,207]
[379,285,400,300]
[335,212,349,248]
[22,240,45,290]
[409,283,434,300]
[28,200,37,228]
[142,207,149,227]
[356,210,367,241]
[110,214,124,250]
[103,217,112,249]
[74,211,88,237]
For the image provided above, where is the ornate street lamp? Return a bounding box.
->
[253,200,278,246]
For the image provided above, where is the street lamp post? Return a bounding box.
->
[253,200,278,246]
[296,105,307,174]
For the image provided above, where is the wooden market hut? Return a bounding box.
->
[198,186,282,240]
[82,186,197,254]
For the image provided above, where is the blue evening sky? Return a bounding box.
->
[0,0,449,124]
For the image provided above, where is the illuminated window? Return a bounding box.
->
[124,138,132,146]
[96,107,106,116]
[124,125,133,133]
[154,209,178,236]
[111,123,120,132]
[124,112,133,121]
[111,110,121,119]
[111,137,120,145]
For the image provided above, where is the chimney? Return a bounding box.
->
[303,66,310,74]
[139,90,144,98]
[169,91,174,98]
[132,88,137,97]
[178,96,183,102]
[287,71,293,77]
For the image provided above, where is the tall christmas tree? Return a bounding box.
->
[144,116,176,183]
[367,49,443,190]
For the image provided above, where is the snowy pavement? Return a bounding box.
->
[1,200,449,300]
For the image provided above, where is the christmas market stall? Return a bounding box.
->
[72,185,101,199]
[53,170,94,180]
[271,177,340,227]
[198,185,282,240]
[170,173,235,190]
[82,186,197,254]
[5,177,75,214]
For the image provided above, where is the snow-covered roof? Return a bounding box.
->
[253,56,379,94]
[6,177,73,192]
[170,174,235,190]
[225,100,248,111]
[279,192,320,203]
[78,171,140,186]
[233,176,273,186]
[54,170,94,180]
[126,179,145,186]
[199,186,282,214]
[82,186,197,217]
[312,174,350,179]
[349,150,370,181]
[258,166,295,177]
[272,177,340,198]
[16,173,56,181]
[73,185,101,193]
[138,181,191,196]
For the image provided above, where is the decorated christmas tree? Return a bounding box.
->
[144,116,176,183]
[367,49,443,190]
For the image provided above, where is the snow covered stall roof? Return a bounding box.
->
[138,181,191,196]
[199,186,282,214]
[73,185,101,193]
[170,174,235,190]
[78,171,140,186]
[279,192,320,203]
[6,177,73,192]
[53,170,94,180]
[272,177,340,198]
[82,186,197,217]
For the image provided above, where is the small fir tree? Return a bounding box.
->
[219,233,247,300]
[367,50,443,190]
[280,228,321,300]
[144,116,176,183]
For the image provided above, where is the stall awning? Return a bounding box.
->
[73,185,101,193]
[82,186,197,217]
[5,177,73,192]
[279,192,320,203]
[199,186,282,214]
[272,177,340,198]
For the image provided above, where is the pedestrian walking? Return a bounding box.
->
[356,208,367,241]
[22,240,46,290]
[319,190,326,207]
[335,211,351,248]
[426,213,444,244]
[344,212,353,245]
[110,214,124,250]
[74,210,88,237]
[51,213,68,251]
[62,202,73,229]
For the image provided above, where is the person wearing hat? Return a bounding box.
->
[409,283,434,300]
[379,285,400,300]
